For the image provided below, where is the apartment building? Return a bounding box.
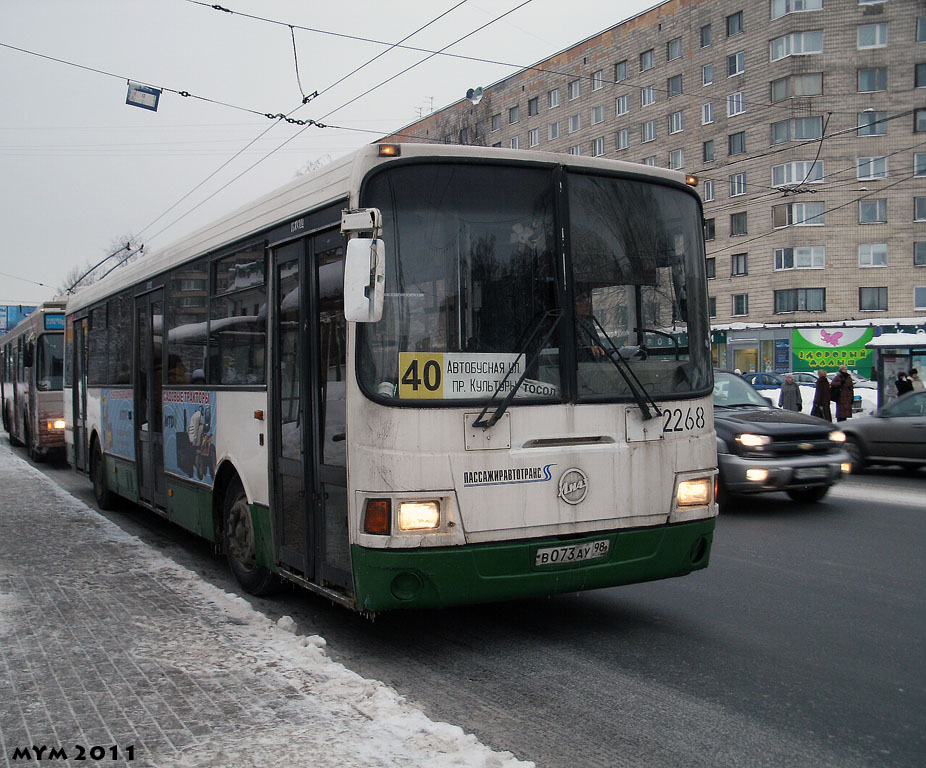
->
[381,0,926,374]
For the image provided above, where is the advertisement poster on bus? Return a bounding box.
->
[101,389,135,461]
[163,390,216,485]
[791,328,874,376]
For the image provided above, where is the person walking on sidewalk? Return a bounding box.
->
[830,366,854,422]
[812,369,832,421]
[778,375,802,412]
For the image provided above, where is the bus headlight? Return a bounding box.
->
[397,500,441,530]
[677,478,711,507]
[48,420,66,430]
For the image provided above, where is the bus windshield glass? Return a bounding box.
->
[358,162,710,405]
[36,333,64,391]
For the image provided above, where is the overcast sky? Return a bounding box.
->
[1,0,655,304]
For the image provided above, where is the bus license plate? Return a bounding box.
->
[535,539,610,567]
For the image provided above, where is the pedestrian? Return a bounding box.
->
[831,366,854,421]
[812,369,832,421]
[910,368,924,392]
[896,371,914,397]
[734,368,742,376]
[778,374,802,412]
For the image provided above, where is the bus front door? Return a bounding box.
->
[272,230,350,593]
[134,291,167,508]
[72,317,89,471]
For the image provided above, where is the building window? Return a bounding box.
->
[772,161,823,186]
[859,287,888,311]
[591,70,604,90]
[708,296,717,318]
[703,179,715,201]
[917,109,926,132]
[730,211,748,235]
[641,85,656,106]
[642,155,657,166]
[915,242,926,266]
[568,144,582,155]
[727,51,745,77]
[528,97,539,116]
[706,257,716,278]
[775,288,825,313]
[702,102,714,125]
[475,121,485,140]
[492,142,501,148]
[549,88,560,108]
[510,136,520,149]
[703,139,715,162]
[775,246,825,270]
[771,73,823,102]
[667,74,683,97]
[730,172,746,197]
[916,197,926,221]
[615,95,629,116]
[732,293,749,316]
[667,37,682,61]
[701,24,713,48]
[705,220,716,241]
[859,199,887,224]
[858,68,887,92]
[858,111,887,136]
[569,113,581,133]
[528,128,539,148]
[915,154,926,177]
[703,63,714,86]
[668,148,684,169]
[727,11,744,37]
[771,0,823,19]
[592,105,605,125]
[642,119,657,143]
[509,105,520,124]
[728,131,746,155]
[549,121,560,140]
[770,30,823,61]
[858,23,888,49]
[491,113,501,132]
[669,110,684,134]
[859,243,888,266]
[773,202,825,227]
[727,91,746,116]
[640,49,654,71]
[592,136,605,157]
[615,128,630,150]
[569,80,581,100]
[771,116,823,144]
[917,63,926,88]
[615,60,627,81]
[731,253,748,276]
[918,17,926,42]
[858,156,888,179]
[916,287,926,311]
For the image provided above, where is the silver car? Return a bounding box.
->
[841,390,926,472]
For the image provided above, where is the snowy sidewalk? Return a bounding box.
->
[0,441,532,768]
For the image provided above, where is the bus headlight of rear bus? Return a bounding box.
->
[676,477,712,507]
[47,420,66,431]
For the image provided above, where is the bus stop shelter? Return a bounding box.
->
[866,332,926,408]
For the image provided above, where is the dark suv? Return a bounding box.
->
[713,370,850,508]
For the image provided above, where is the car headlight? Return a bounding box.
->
[735,433,771,448]
[829,430,846,443]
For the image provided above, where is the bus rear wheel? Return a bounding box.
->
[223,478,275,595]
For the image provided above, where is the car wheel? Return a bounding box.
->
[786,485,830,503]
[845,437,866,474]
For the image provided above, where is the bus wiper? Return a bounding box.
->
[580,317,662,421]
[472,309,563,430]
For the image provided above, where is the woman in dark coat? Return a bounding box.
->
[812,369,832,421]
[896,371,914,396]
[831,366,855,421]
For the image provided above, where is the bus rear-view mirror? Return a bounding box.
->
[344,238,385,323]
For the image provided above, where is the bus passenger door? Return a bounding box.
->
[72,317,89,472]
[134,291,167,508]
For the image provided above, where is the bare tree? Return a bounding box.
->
[59,234,143,294]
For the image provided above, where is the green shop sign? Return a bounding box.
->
[791,328,874,375]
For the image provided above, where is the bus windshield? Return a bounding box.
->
[357,162,711,405]
[36,333,64,391]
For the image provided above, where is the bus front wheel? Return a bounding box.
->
[223,478,275,595]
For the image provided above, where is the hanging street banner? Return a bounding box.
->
[791,328,874,376]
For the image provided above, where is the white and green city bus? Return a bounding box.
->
[2,301,67,461]
[64,143,717,613]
